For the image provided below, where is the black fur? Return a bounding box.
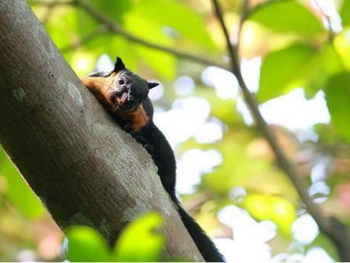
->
[135,121,224,262]
[114,57,126,72]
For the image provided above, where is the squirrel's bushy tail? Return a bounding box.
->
[176,204,225,262]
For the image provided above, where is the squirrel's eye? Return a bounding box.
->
[118,79,125,85]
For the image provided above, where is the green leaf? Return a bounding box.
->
[243,194,297,237]
[0,147,45,219]
[129,0,215,49]
[340,0,350,27]
[333,32,350,70]
[325,73,350,141]
[66,226,111,262]
[124,13,176,79]
[303,44,344,98]
[113,212,164,262]
[258,43,316,102]
[248,0,324,37]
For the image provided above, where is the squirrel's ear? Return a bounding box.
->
[148,82,158,89]
[113,57,126,72]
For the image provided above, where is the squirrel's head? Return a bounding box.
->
[110,57,158,112]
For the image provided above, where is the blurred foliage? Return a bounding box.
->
[258,43,317,102]
[248,0,325,37]
[66,226,111,261]
[65,212,164,262]
[1,0,350,261]
[113,212,164,262]
[325,73,350,142]
[0,149,45,219]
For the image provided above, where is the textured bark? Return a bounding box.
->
[0,0,203,261]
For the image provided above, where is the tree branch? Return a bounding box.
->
[0,0,204,261]
[60,25,108,53]
[29,0,228,69]
[29,0,77,6]
[211,0,350,261]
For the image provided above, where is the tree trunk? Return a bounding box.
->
[0,0,203,261]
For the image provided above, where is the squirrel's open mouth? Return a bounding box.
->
[112,92,139,112]
[110,91,127,106]
[116,92,128,105]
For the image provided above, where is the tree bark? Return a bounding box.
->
[0,0,203,261]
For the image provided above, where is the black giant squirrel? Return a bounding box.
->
[81,57,224,262]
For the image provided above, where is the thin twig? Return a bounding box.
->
[211,0,237,71]
[212,0,321,221]
[314,0,347,72]
[314,0,335,42]
[31,0,228,69]
[211,0,350,261]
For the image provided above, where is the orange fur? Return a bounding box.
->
[81,73,118,112]
[124,104,149,132]
[81,73,149,132]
